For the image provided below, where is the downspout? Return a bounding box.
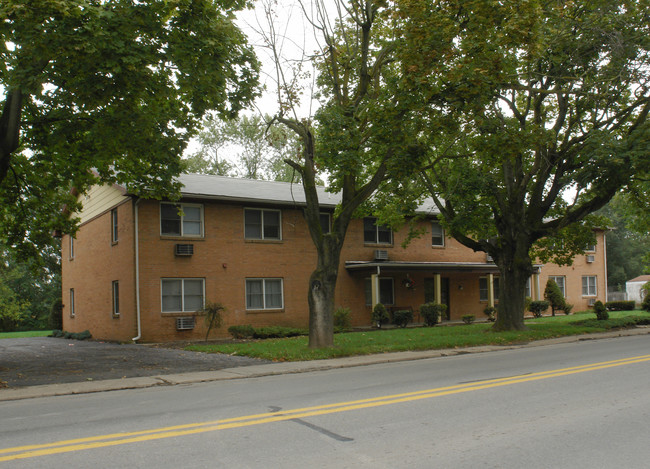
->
[132,198,142,342]
[603,232,608,303]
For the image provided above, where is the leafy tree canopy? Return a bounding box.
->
[0,0,259,260]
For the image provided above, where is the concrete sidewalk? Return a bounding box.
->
[1,327,647,402]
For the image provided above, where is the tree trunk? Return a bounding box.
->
[307,265,338,348]
[492,241,534,331]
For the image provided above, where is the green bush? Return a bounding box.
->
[462,314,475,324]
[50,299,63,330]
[392,309,413,328]
[605,300,635,311]
[199,301,225,341]
[252,326,307,339]
[334,307,352,331]
[643,293,650,312]
[529,300,550,318]
[54,329,92,340]
[372,303,390,328]
[420,302,446,326]
[593,300,609,320]
[544,279,566,316]
[483,305,496,322]
[228,324,255,339]
[562,303,573,315]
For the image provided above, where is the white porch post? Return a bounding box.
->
[371,273,379,309]
[434,273,441,304]
[488,273,495,308]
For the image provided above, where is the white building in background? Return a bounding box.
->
[626,275,650,305]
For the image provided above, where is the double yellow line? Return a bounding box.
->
[2,354,649,462]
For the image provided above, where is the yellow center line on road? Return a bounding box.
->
[2,354,649,462]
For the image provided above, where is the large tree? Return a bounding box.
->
[0,0,259,259]
[396,0,649,330]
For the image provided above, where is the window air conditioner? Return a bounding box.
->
[175,244,194,256]
[374,250,389,261]
[586,255,595,263]
[486,253,494,263]
[176,317,195,330]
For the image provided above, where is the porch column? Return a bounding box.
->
[434,273,441,304]
[533,273,541,300]
[371,273,379,309]
[487,273,495,308]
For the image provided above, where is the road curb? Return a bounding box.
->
[1,328,648,401]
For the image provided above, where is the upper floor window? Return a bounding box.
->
[479,277,500,302]
[69,236,75,259]
[549,276,566,297]
[161,278,205,313]
[111,208,119,243]
[582,276,597,297]
[245,208,281,240]
[432,222,445,247]
[584,243,596,252]
[320,213,331,234]
[364,217,392,244]
[160,203,203,237]
[112,281,120,317]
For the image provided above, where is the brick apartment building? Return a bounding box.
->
[61,173,608,342]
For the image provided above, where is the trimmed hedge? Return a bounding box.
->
[227,325,308,339]
[392,309,414,328]
[605,301,635,311]
[51,329,92,340]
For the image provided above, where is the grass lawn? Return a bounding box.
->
[185,310,650,361]
[0,330,52,339]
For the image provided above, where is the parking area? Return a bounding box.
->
[0,337,269,388]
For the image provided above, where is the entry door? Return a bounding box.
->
[440,278,450,320]
[424,277,451,320]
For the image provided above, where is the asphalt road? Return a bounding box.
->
[1,335,648,468]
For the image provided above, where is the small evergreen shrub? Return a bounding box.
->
[562,303,573,315]
[372,303,390,328]
[593,300,609,320]
[529,300,550,318]
[392,309,413,328]
[483,305,496,322]
[228,324,255,339]
[544,279,566,316]
[420,302,446,326]
[252,326,307,339]
[334,307,352,331]
[462,314,475,324]
[604,301,635,311]
[642,293,650,312]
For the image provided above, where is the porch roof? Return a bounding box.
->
[345,261,501,274]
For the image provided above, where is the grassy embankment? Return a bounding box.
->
[185,310,650,361]
[0,330,53,339]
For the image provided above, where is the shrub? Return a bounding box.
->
[420,302,446,326]
[199,301,225,341]
[529,300,550,318]
[483,305,496,322]
[605,301,635,311]
[392,309,413,328]
[228,324,255,339]
[51,329,64,338]
[57,330,92,340]
[252,326,307,339]
[372,303,390,328]
[462,314,475,324]
[643,293,650,312]
[593,300,609,320]
[544,279,566,316]
[333,307,352,331]
[562,303,573,315]
[50,299,63,330]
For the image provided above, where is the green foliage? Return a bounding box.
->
[462,315,475,325]
[593,301,609,321]
[227,324,307,340]
[52,329,92,340]
[50,299,63,330]
[392,309,413,328]
[544,280,566,316]
[420,302,446,327]
[372,303,390,328]
[605,301,636,312]
[563,304,573,316]
[200,301,225,341]
[483,306,497,322]
[228,324,255,339]
[0,0,260,258]
[529,301,550,318]
[642,294,650,312]
[333,307,352,331]
[571,316,650,329]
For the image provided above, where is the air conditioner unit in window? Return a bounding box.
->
[176,317,195,330]
[486,253,494,263]
[175,244,194,256]
[586,255,595,263]
[374,250,389,261]
[587,298,596,306]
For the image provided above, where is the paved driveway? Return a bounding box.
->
[0,337,269,388]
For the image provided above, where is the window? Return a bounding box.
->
[69,236,75,259]
[245,209,281,240]
[111,208,119,243]
[363,217,392,244]
[582,276,597,296]
[432,222,445,247]
[320,213,331,234]
[112,281,120,317]
[479,277,500,302]
[246,278,284,310]
[161,278,205,312]
[549,276,566,297]
[69,289,75,317]
[584,243,596,252]
[160,203,203,237]
[364,277,395,306]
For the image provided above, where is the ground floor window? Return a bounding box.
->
[549,276,566,297]
[112,281,120,317]
[365,277,395,306]
[479,277,500,302]
[246,278,284,310]
[582,276,597,297]
[161,278,205,313]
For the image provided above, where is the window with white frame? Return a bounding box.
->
[363,217,392,244]
[246,278,284,310]
[161,278,205,312]
[584,242,596,252]
[479,277,500,302]
[244,209,281,240]
[432,222,445,247]
[160,203,203,237]
[582,276,597,296]
[111,208,119,243]
[364,277,395,306]
[69,288,75,317]
[112,281,120,317]
[70,235,75,259]
[320,213,331,234]
[549,276,566,297]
